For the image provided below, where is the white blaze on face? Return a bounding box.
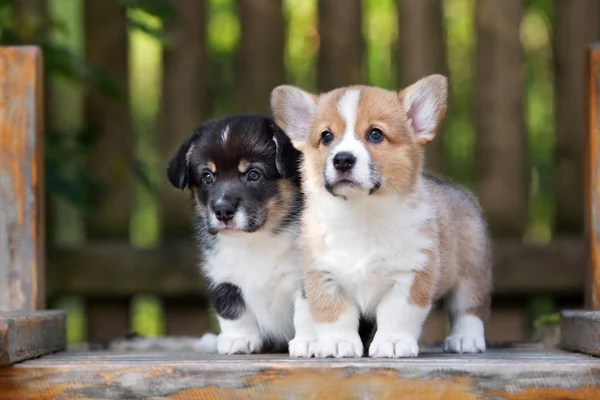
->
[324,89,373,195]
[221,125,230,143]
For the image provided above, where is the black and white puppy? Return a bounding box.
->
[167,115,311,354]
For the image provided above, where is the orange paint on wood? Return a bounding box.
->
[0,46,45,312]
[585,43,600,310]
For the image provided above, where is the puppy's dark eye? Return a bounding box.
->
[321,131,334,145]
[247,170,261,182]
[202,171,214,185]
[367,128,384,143]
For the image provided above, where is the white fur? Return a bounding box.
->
[274,87,316,146]
[337,89,361,133]
[217,312,263,354]
[402,76,447,141]
[444,314,486,353]
[221,125,230,143]
[369,275,430,358]
[314,302,363,358]
[309,179,436,357]
[288,293,318,357]
[204,229,301,354]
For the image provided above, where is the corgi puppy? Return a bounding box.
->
[270,75,492,358]
[167,115,314,354]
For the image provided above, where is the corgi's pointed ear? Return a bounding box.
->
[269,121,301,179]
[399,74,448,145]
[270,85,317,151]
[167,133,196,190]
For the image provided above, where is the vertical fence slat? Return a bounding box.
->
[159,0,207,237]
[585,44,600,310]
[475,0,528,237]
[164,298,210,335]
[86,298,131,342]
[84,0,132,239]
[236,0,285,114]
[397,0,448,175]
[553,0,600,235]
[0,47,45,312]
[317,0,364,91]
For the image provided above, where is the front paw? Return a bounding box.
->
[217,333,263,355]
[288,335,318,358]
[444,334,486,353]
[369,334,419,358]
[316,333,363,358]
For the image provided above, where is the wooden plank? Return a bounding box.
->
[560,310,600,357]
[84,0,132,239]
[317,0,364,91]
[0,46,45,312]
[160,0,207,237]
[236,0,285,114]
[47,238,586,296]
[2,348,600,399]
[0,310,66,365]
[554,1,600,235]
[586,43,600,309]
[397,0,447,175]
[475,0,528,236]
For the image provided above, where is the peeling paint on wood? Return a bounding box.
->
[0,46,45,312]
[1,348,600,399]
[0,310,66,365]
[586,43,600,310]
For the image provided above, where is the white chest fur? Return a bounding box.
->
[312,190,435,315]
[203,230,301,342]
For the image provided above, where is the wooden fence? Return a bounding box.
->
[29,0,600,343]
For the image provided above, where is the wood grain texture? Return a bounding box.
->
[46,238,585,296]
[236,0,285,114]
[554,1,600,235]
[0,310,66,365]
[1,348,600,399]
[160,0,207,237]
[560,310,600,357]
[0,46,45,312]
[475,0,528,237]
[317,0,364,91]
[586,43,600,310]
[397,0,448,176]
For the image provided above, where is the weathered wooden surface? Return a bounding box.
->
[46,238,585,296]
[560,310,600,357]
[1,347,600,399]
[475,0,528,237]
[586,43,600,309]
[0,311,66,365]
[0,46,45,312]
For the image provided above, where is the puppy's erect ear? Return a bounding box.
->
[399,74,448,145]
[270,85,317,151]
[167,134,195,190]
[269,121,301,179]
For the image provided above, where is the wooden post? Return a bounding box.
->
[474,0,528,237]
[0,46,66,365]
[397,0,448,176]
[585,43,600,310]
[236,0,285,114]
[317,0,364,91]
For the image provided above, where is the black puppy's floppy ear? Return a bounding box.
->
[270,121,301,179]
[167,134,195,189]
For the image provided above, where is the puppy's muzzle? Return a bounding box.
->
[212,199,239,222]
[333,151,356,172]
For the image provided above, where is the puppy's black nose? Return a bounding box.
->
[333,152,356,172]
[213,201,237,222]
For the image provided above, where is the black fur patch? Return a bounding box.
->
[207,281,245,320]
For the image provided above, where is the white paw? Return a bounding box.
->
[444,334,486,353]
[193,333,219,353]
[217,333,263,355]
[369,334,419,358]
[288,335,318,358]
[315,334,363,358]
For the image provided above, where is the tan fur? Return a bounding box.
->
[238,159,249,173]
[260,179,299,232]
[408,225,439,307]
[304,263,349,323]
[207,161,216,173]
